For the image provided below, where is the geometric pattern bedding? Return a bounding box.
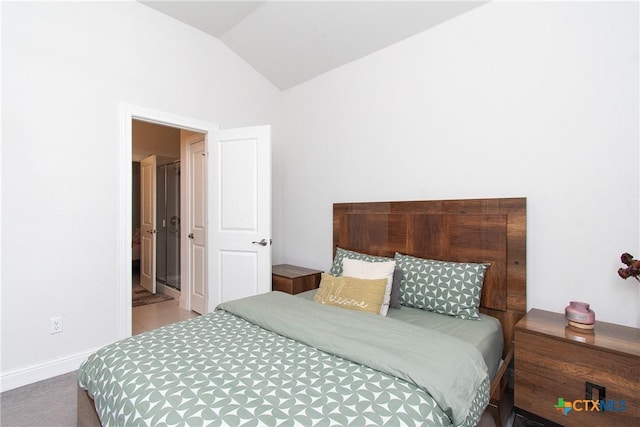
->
[79,310,489,427]
[394,253,488,320]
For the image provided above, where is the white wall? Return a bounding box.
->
[278,2,640,326]
[1,1,280,390]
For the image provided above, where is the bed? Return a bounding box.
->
[78,197,526,427]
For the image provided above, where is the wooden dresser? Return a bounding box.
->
[272,264,322,295]
[514,309,640,427]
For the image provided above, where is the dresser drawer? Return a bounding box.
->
[515,330,639,427]
[272,274,294,293]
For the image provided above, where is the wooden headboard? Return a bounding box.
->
[333,198,526,357]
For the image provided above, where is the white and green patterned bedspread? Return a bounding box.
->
[78,292,490,427]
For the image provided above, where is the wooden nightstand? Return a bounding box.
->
[514,309,640,427]
[272,264,322,295]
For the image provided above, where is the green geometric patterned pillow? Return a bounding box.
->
[329,247,393,276]
[394,252,489,320]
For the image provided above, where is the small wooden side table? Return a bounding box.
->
[272,264,323,295]
[514,308,640,427]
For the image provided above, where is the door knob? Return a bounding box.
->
[188,233,194,239]
[252,238,268,246]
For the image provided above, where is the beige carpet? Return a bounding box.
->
[132,284,173,307]
[0,371,77,427]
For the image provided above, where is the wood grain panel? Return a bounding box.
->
[514,309,640,427]
[515,309,640,358]
[515,333,639,426]
[333,197,526,358]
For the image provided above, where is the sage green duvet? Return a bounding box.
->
[78,292,490,427]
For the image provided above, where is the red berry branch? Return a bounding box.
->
[618,253,640,283]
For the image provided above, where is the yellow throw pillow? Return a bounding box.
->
[313,273,387,315]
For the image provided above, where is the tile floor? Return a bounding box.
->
[132,273,199,334]
[132,298,200,334]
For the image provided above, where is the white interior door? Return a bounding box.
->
[210,125,271,310]
[140,155,157,294]
[188,138,207,314]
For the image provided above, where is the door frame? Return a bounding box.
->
[117,103,216,340]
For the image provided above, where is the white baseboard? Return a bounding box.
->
[0,347,102,393]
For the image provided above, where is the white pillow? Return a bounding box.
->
[342,258,396,316]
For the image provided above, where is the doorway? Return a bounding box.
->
[132,120,206,310]
[117,104,272,341]
[133,121,181,297]
[117,105,217,340]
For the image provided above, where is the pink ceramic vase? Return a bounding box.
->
[565,301,595,325]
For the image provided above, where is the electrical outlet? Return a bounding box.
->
[50,316,63,334]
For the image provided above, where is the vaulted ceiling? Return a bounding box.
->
[140,1,487,90]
